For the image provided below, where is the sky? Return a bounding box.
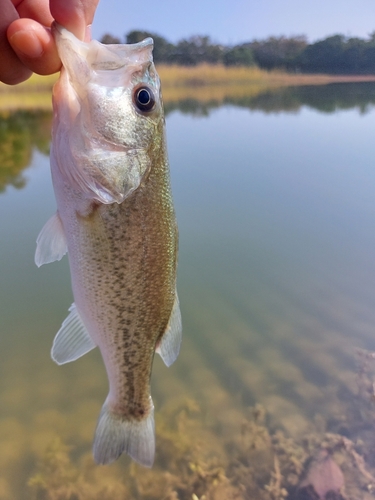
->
[91,0,375,45]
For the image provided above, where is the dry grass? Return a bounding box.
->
[0,74,57,111]
[0,73,57,92]
[157,63,375,87]
[157,64,375,105]
[0,92,53,112]
[161,82,272,103]
[157,64,272,86]
[1,65,375,111]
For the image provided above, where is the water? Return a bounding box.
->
[1,84,375,499]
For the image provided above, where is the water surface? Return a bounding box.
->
[1,84,375,499]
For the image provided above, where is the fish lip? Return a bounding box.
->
[51,22,80,44]
[52,22,155,73]
[52,21,89,54]
[51,21,63,36]
[52,21,154,55]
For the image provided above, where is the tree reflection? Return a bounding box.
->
[241,82,375,114]
[1,82,374,193]
[164,82,375,117]
[0,111,52,192]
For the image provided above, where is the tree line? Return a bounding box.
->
[100,31,375,74]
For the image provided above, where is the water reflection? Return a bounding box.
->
[0,111,51,192]
[1,83,375,192]
[236,82,375,114]
[164,81,375,116]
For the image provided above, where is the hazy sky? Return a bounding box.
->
[91,0,375,45]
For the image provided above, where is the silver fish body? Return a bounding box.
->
[35,25,181,467]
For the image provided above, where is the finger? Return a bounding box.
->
[0,0,32,84]
[11,0,54,27]
[50,0,99,40]
[7,18,61,76]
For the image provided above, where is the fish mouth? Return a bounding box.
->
[52,22,154,72]
[51,23,161,205]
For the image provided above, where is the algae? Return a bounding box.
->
[25,394,375,500]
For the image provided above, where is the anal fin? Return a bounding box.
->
[156,292,182,367]
[51,303,96,365]
[35,212,67,267]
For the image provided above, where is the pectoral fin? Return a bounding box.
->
[156,293,182,367]
[35,212,67,267]
[51,303,96,365]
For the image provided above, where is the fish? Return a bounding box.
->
[35,24,181,468]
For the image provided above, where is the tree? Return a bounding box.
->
[251,36,307,70]
[172,36,224,65]
[297,35,347,73]
[223,45,255,66]
[100,33,121,44]
[125,30,174,63]
[361,34,375,74]
[99,29,375,73]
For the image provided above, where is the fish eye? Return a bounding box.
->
[133,86,155,112]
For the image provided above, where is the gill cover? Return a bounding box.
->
[52,24,162,205]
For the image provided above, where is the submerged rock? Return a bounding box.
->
[296,450,345,500]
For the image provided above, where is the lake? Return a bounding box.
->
[1,83,375,499]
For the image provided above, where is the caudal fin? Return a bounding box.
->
[93,400,155,467]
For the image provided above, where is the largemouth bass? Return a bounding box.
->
[35,24,181,468]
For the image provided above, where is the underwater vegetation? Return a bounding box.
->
[20,340,375,500]
[2,83,375,499]
[24,390,375,500]
[20,270,375,500]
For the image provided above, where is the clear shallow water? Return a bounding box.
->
[1,84,375,498]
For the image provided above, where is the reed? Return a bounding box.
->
[157,63,375,87]
[1,65,375,111]
[157,64,271,86]
[0,92,52,111]
[0,73,57,92]
[0,74,57,111]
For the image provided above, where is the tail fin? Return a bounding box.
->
[93,399,155,467]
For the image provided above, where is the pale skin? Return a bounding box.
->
[0,0,99,85]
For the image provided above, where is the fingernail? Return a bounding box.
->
[9,30,44,58]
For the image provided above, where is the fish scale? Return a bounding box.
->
[73,180,175,413]
[34,24,181,468]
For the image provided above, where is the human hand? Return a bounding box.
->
[0,0,99,85]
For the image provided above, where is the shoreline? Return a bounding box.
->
[1,67,375,111]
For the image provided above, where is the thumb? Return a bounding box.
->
[7,19,61,76]
[49,0,99,41]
